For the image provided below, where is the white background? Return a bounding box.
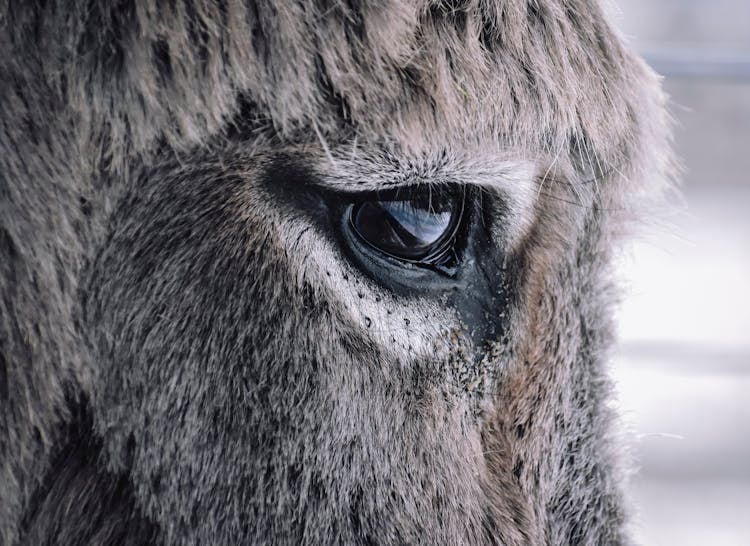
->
[607,1,750,544]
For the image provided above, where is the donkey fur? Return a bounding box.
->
[0,1,671,544]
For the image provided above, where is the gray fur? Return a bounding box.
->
[0,1,672,544]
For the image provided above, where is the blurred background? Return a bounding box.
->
[606,1,750,545]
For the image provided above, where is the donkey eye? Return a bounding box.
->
[346,187,464,269]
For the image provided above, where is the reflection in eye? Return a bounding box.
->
[348,187,463,264]
[380,201,451,246]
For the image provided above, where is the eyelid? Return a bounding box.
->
[325,182,455,203]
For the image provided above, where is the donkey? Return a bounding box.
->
[0,1,672,544]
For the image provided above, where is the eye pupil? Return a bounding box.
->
[349,188,462,265]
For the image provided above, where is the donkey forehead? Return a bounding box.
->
[236,1,642,161]
[72,0,664,185]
